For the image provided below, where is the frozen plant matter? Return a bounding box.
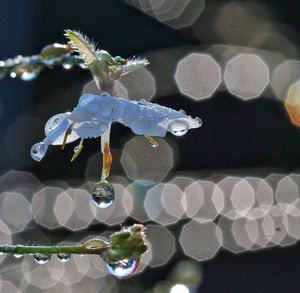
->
[29,30,202,209]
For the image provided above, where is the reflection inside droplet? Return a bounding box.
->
[169,120,189,136]
[31,142,47,162]
[14,254,23,259]
[34,253,51,265]
[92,180,115,208]
[106,257,138,279]
[57,253,71,263]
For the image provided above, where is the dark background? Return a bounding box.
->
[1,0,300,292]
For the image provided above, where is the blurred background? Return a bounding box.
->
[1,0,300,292]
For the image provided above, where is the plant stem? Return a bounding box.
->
[0,243,109,255]
[101,124,112,181]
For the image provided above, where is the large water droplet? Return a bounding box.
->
[31,142,47,162]
[92,180,115,209]
[57,253,70,263]
[169,120,189,136]
[34,253,51,265]
[106,257,138,279]
[14,254,23,259]
[20,70,39,81]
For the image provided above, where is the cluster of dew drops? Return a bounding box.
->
[2,250,139,279]
[8,43,84,82]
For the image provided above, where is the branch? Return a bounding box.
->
[0,30,149,82]
[0,224,147,265]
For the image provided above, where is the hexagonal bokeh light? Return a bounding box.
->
[146,224,175,267]
[180,220,222,261]
[230,179,255,217]
[117,67,156,101]
[275,175,299,206]
[245,177,274,216]
[184,180,222,222]
[0,192,32,233]
[175,53,221,101]
[83,79,128,98]
[32,186,63,230]
[224,54,270,100]
[285,80,300,127]
[272,60,300,101]
[125,0,205,29]
[121,136,175,182]
[144,183,184,225]
[83,66,156,101]
[214,1,272,45]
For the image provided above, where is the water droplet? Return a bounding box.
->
[138,99,147,105]
[31,142,47,162]
[34,253,51,265]
[106,257,138,279]
[169,120,189,136]
[57,253,71,263]
[92,180,115,209]
[14,254,23,259]
[44,113,67,135]
[195,117,203,126]
[20,70,39,81]
[179,109,186,115]
[62,63,73,70]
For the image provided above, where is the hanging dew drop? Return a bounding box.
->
[30,142,47,162]
[14,254,23,259]
[57,253,71,263]
[106,257,139,279]
[20,70,39,81]
[58,253,71,262]
[34,253,51,265]
[169,120,189,136]
[92,180,115,209]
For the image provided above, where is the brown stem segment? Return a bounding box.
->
[101,124,112,181]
